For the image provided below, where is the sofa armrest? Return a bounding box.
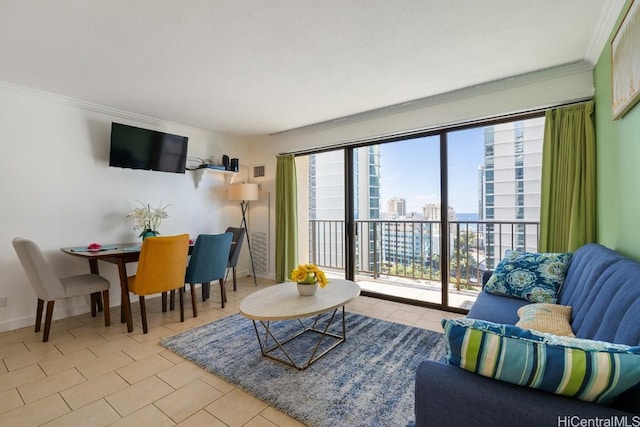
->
[415,360,634,427]
[481,270,493,288]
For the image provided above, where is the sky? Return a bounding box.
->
[378,127,485,214]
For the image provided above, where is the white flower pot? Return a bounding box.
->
[297,282,318,296]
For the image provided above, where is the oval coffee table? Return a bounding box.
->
[239,279,360,370]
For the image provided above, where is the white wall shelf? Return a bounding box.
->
[191,166,238,189]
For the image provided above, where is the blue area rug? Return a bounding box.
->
[160,312,446,427]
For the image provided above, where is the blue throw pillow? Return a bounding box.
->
[484,250,572,303]
[442,318,640,404]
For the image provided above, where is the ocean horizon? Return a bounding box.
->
[455,212,479,221]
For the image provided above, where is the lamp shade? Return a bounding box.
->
[228,183,259,201]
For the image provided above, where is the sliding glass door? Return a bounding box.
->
[300,151,347,277]
[446,127,489,309]
[353,138,444,305]
[297,114,544,311]
[445,118,544,309]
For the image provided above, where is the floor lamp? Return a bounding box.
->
[228,182,259,287]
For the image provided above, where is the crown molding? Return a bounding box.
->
[0,80,217,136]
[585,0,627,65]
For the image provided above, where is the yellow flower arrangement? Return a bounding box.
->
[290,264,329,288]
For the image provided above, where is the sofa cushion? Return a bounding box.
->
[467,291,530,325]
[415,360,638,427]
[442,318,640,404]
[557,243,640,345]
[484,251,572,303]
[516,303,575,336]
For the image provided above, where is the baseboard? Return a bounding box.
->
[0,299,105,333]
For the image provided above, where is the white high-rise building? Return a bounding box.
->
[387,197,407,217]
[418,203,457,259]
[422,203,455,221]
[308,146,381,270]
[380,221,428,265]
[482,118,543,268]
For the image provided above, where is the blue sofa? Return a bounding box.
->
[415,243,640,426]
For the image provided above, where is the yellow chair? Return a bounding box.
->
[127,234,189,334]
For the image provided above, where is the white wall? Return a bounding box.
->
[243,64,596,280]
[0,83,247,332]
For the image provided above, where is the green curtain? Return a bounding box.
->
[275,155,298,282]
[539,101,596,252]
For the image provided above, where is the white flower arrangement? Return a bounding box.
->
[127,201,170,237]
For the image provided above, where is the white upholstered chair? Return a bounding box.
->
[12,237,111,342]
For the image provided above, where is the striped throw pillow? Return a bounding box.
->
[442,318,640,404]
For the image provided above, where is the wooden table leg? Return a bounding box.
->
[116,258,134,333]
[88,259,104,315]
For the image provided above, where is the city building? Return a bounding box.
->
[422,203,456,222]
[308,146,382,271]
[481,118,544,268]
[387,197,407,217]
[380,220,431,266]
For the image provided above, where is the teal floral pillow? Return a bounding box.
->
[484,251,572,303]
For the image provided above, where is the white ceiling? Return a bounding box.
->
[0,1,625,136]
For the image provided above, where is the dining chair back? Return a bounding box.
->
[185,232,233,312]
[12,237,111,342]
[128,234,189,333]
[225,227,246,292]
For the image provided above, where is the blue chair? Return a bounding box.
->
[225,227,246,292]
[185,232,233,313]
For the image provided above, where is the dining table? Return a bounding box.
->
[61,243,145,332]
[61,241,194,333]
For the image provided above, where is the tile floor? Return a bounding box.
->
[0,277,462,427]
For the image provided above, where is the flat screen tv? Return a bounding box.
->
[109,123,189,174]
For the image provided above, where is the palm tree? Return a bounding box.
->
[451,226,479,290]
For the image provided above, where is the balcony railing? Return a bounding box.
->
[309,219,540,293]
